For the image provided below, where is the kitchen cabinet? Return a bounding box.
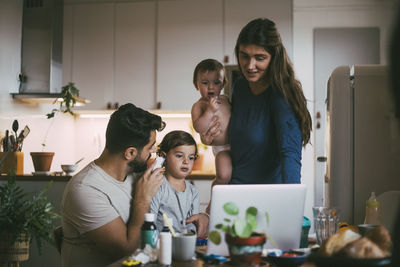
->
[63,3,114,110]
[62,1,156,110]
[0,0,22,94]
[156,0,224,110]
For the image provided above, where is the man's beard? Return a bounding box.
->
[128,153,151,173]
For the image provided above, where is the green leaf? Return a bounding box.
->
[233,219,253,238]
[223,202,239,216]
[265,212,270,226]
[246,207,258,217]
[209,231,221,245]
[223,218,231,223]
[246,207,258,230]
[215,224,223,229]
[247,213,257,231]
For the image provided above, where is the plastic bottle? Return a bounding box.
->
[141,213,158,249]
[364,192,382,225]
[158,232,172,265]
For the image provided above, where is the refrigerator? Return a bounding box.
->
[326,65,400,232]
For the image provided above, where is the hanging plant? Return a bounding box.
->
[46,82,80,119]
[42,82,80,149]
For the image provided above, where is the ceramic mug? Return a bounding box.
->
[172,233,196,261]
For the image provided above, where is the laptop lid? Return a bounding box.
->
[206,184,306,256]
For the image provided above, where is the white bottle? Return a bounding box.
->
[364,192,382,225]
[158,232,172,265]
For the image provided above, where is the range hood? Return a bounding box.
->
[12,0,87,106]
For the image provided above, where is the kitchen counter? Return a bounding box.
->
[0,171,216,181]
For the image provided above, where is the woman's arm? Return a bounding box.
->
[272,95,303,184]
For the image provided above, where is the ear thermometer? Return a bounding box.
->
[152,157,165,172]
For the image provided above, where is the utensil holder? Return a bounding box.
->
[0,152,24,175]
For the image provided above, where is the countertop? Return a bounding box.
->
[0,171,216,182]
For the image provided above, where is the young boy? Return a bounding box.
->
[191,59,232,213]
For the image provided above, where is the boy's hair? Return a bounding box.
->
[105,103,165,154]
[193,59,227,88]
[157,130,198,157]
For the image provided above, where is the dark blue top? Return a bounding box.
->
[228,77,302,184]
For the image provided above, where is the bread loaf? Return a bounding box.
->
[319,229,361,256]
[365,225,392,256]
[335,237,386,259]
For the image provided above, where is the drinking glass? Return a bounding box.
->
[312,207,340,245]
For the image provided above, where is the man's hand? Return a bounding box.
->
[186,213,209,239]
[134,160,165,205]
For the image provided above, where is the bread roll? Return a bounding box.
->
[319,229,361,256]
[365,225,392,256]
[335,237,386,258]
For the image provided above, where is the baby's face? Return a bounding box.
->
[196,70,225,100]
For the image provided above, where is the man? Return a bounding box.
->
[60,103,208,266]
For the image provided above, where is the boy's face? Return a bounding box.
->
[165,145,196,180]
[195,70,225,100]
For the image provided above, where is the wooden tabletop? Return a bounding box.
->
[107,257,316,267]
[0,172,215,182]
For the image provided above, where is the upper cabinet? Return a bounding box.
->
[62,0,292,110]
[63,1,156,110]
[0,0,23,94]
[156,0,224,110]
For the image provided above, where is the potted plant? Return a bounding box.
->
[30,82,80,172]
[208,202,277,264]
[0,173,60,264]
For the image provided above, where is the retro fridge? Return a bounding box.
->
[326,65,400,232]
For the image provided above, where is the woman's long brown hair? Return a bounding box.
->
[235,18,312,146]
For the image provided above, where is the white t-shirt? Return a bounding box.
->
[150,176,200,234]
[61,161,135,267]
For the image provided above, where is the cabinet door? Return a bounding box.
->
[114,1,156,110]
[65,3,114,110]
[157,0,223,110]
[224,0,293,64]
[0,0,22,94]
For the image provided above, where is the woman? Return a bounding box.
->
[206,18,312,184]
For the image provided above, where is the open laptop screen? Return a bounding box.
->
[206,184,306,256]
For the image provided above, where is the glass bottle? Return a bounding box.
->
[141,213,158,249]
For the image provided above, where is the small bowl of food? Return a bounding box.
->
[267,249,308,267]
[61,164,78,175]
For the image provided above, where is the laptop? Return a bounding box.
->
[206,184,306,256]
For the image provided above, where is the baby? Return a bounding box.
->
[191,59,232,213]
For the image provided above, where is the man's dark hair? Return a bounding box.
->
[105,103,165,153]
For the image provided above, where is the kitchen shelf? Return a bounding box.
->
[0,174,71,182]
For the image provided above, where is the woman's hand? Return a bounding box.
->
[200,116,221,145]
[186,213,209,239]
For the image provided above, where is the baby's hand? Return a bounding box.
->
[208,97,221,112]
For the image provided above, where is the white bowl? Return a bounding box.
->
[61,164,78,175]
